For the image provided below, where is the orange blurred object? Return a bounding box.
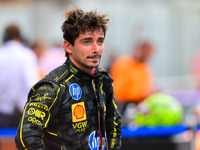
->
[110,55,154,103]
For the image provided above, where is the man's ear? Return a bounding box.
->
[63,40,72,54]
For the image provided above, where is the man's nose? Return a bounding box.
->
[92,42,99,52]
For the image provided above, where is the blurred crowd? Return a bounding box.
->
[0,24,65,127]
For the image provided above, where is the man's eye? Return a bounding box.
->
[98,40,104,44]
[83,40,90,44]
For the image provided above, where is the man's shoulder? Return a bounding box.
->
[43,64,71,84]
[29,65,70,96]
[97,68,113,83]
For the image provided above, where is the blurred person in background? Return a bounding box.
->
[30,40,47,79]
[192,49,200,89]
[0,24,39,127]
[190,50,200,150]
[40,42,66,74]
[30,40,66,79]
[110,41,156,124]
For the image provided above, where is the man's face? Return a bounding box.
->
[65,29,105,74]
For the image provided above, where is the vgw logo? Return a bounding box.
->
[69,83,82,100]
[88,131,106,150]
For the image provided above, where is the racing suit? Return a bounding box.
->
[15,58,122,150]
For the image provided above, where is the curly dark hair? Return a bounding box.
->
[3,24,22,43]
[61,7,109,56]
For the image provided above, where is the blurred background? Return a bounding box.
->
[1,0,200,91]
[1,0,200,150]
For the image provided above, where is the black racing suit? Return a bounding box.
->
[15,58,122,150]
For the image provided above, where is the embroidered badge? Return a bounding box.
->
[69,83,82,100]
[72,102,86,122]
[88,131,106,150]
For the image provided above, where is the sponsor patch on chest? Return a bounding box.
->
[72,102,86,122]
[71,102,87,132]
[69,83,82,100]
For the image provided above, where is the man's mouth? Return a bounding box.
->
[87,54,101,59]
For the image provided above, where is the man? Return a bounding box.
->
[0,24,39,127]
[15,7,122,150]
[110,41,155,122]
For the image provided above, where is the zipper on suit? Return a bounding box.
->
[92,79,102,150]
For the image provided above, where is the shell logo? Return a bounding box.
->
[73,105,85,119]
[72,102,87,122]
